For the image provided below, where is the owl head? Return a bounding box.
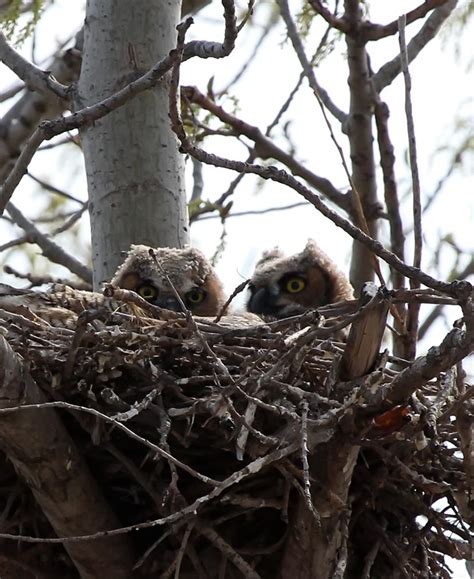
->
[247,239,354,318]
[111,245,226,316]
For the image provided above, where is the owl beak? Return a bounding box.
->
[247,287,279,316]
[155,296,183,312]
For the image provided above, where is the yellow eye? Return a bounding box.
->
[137,284,158,301]
[186,288,206,305]
[285,277,306,293]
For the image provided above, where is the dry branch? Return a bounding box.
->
[0,30,69,98]
[373,0,458,92]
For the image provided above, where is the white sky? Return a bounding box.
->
[0,1,472,576]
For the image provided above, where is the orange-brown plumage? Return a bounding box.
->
[247,240,354,318]
[111,245,227,316]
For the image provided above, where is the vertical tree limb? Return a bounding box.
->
[344,0,379,291]
[399,15,423,361]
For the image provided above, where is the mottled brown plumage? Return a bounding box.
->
[0,246,228,328]
[111,245,227,316]
[247,240,354,319]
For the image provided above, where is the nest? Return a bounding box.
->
[0,287,471,578]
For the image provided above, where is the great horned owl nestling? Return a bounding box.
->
[247,240,354,318]
[111,245,227,316]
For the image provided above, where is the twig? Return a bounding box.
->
[278,0,386,288]
[218,4,273,95]
[373,0,457,92]
[0,401,219,486]
[5,202,92,283]
[308,0,350,33]
[196,523,262,579]
[174,523,194,579]
[399,15,423,361]
[182,86,348,210]
[169,111,466,296]
[362,0,450,41]
[27,172,86,205]
[301,400,321,526]
[195,201,310,221]
[111,387,161,422]
[418,257,474,339]
[214,279,248,323]
[183,0,237,60]
[0,440,299,543]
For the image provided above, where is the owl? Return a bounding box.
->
[111,245,227,316]
[247,239,354,318]
[0,246,227,329]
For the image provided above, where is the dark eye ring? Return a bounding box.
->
[137,284,158,301]
[285,277,306,293]
[186,287,206,305]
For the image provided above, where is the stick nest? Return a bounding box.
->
[0,291,471,578]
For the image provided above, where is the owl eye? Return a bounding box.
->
[137,284,158,301]
[285,277,306,293]
[186,287,206,305]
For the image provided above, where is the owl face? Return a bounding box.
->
[111,245,226,316]
[247,240,354,319]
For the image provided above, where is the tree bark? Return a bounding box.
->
[76,0,189,288]
[280,436,359,579]
[345,0,379,292]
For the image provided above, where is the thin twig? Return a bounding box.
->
[0,401,218,486]
[399,15,423,361]
[5,202,92,282]
[301,400,321,526]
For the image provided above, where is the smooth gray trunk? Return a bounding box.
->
[76,0,188,288]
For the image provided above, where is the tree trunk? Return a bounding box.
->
[76,0,188,289]
[345,0,379,293]
[0,336,136,579]
[280,436,359,579]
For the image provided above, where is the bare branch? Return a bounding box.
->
[373,0,457,92]
[418,257,474,339]
[399,15,423,360]
[5,202,92,282]
[0,46,81,183]
[182,86,348,210]
[365,299,474,410]
[362,0,452,41]
[195,201,310,221]
[308,0,350,33]
[0,31,69,99]
[277,0,347,125]
[171,92,466,296]
[183,0,237,60]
